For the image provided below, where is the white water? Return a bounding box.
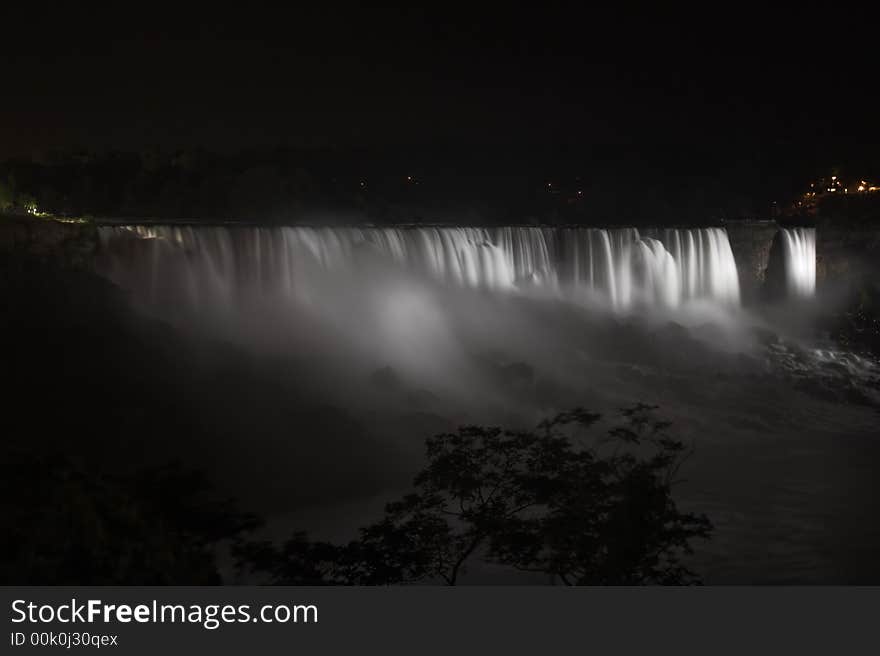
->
[91,222,880,586]
[97,225,741,312]
[780,227,816,297]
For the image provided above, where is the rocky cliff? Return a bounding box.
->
[816,219,880,285]
[725,220,778,302]
[0,215,97,269]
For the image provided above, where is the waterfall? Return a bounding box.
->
[97,224,741,311]
[779,227,816,297]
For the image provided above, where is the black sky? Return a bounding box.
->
[1,6,877,168]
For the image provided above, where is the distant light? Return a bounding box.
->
[577,190,583,196]
[407,175,413,182]
[831,175,837,180]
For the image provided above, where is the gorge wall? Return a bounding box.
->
[724,220,779,302]
[815,219,880,286]
[728,219,880,297]
[0,215,97,269]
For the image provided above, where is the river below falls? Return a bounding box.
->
[91,223,878,583]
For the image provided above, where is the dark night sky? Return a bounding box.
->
[1,6,877,169]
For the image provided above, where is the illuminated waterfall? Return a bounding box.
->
[97,225,741,311]
[779,227,816,297]
[556,226,739,308]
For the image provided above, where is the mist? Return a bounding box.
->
[85,223,880,582]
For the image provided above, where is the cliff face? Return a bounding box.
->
[0,215,97,269]
[728,218,880,299]
[725,221,778,302]
[816,219,880,285]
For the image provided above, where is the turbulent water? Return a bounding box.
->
[91,222,880,584]
[779,227,817,297]
[98,225,741,311]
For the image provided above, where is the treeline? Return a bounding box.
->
[0,146,801,225]
[0,149,366,221]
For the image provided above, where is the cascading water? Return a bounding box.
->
[97,225,741,311]
[779,227,816,297]
[556,226,740,308]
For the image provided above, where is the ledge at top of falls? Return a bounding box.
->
[92,216,792,229]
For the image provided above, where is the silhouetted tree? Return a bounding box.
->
[234,532,347,585]
[0,454,260,585]
[236,405,711,585]
[491,405,711,584]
